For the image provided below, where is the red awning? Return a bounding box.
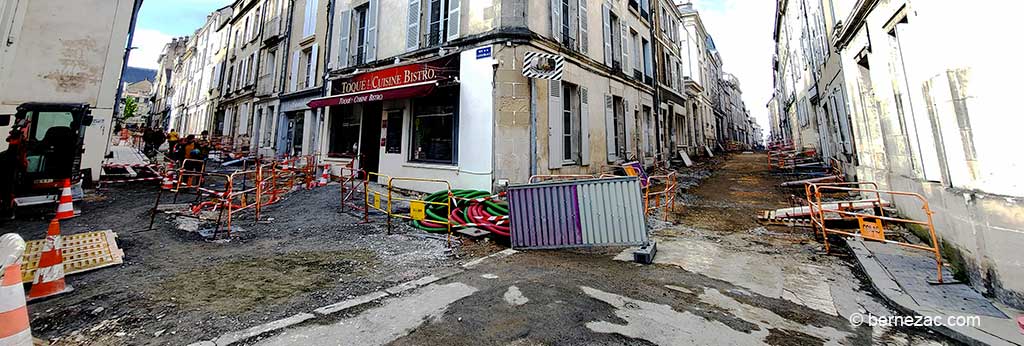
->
[308,81,437,108]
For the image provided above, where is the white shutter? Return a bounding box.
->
[337,10,351,68]
[568,0,577,48]
[578,0,588,53]
[548,80,563,169]
[601,4,611,67]
[620,23,628,73]
[367,0,379,61]
[447,0,460,41]
[305,0,319,37]
[303,0,311,36]
[289,51,299,92]
[406,0,421,51]
[605,94,616,162]
[550,0,561,43]
[307,44,319,88]
[580,87,590,165]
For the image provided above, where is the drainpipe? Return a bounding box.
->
[252,5,266,154]
[275,0,296,157]
[648,2,661,162]
[529,74,537,177]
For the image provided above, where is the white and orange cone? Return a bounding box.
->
[0,234,32,344]
[27,219,73,301]
[54,179,76,220]
[317,164,331,187]
[161,162,177,190]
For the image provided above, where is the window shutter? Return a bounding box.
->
[308,44,319,88]
[550,0,561,43]
[337,10,351,68]
[601,4,611,67]
[367,0,379,61]
[577,0,588,53]
[447,0,460,41]
[580,87,590,165]
[568,1,578,48]
[548,80,563,169]
[406,0,421,51]
[289,51,299,92]
[605,94,616,162]
[620,23,628,73]
[306,0,319,37]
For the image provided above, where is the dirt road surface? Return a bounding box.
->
[253,153,954,345]
[2,182,497,345]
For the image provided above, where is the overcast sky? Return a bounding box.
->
[690,0,776,135]
[128,0,774,135]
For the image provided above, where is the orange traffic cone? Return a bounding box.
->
[162,162,177,190]
[317,164,331,187]
[54,179,76,220]
[0,234,32,344]
[27,219,73,301]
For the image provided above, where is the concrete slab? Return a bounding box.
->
[863,241,1006,318]
[254,283,478,345]
[313,291,389,316]
[849,239,1023,346]
[212,312,315,346]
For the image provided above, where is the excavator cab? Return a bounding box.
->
[0,103,92,219]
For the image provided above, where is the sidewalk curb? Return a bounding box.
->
[191,249,517,345]
[847,239,1021,346]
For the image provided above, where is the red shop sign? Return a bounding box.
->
[309,55,458,108]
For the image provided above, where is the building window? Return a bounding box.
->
[302,48,313,88]
[562,83,581,164]
[609,12,621,69]
[328,106,360,158]
[385,110,403,154]
[411,86,458,164]
[226,65,234,92]
[613,96,625,158]
[631,30,641,79]
[561,0,571,44]
[265,50,276,90]
[427,0,448,46]
[303,0,319,37]
[644,106,653,153]
[354,4,368,65]
[642,38,652,82]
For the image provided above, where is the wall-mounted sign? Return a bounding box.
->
[523,51,564,80]
[476,47,492,59]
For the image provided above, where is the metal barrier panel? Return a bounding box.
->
[508,184,582,249]
[508,177,647,250]
[577,177,648,246]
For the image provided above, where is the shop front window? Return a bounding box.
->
[385,110,403,154]
[328,106,360,158]
[410,86,458,164]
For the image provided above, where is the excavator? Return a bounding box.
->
[0,103,93,220]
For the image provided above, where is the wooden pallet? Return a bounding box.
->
[20,230,124,283]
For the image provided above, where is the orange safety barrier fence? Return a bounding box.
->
[805,182,944,283]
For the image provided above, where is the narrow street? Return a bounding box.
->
[4,0,1018,344]
[246,153,953,346]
